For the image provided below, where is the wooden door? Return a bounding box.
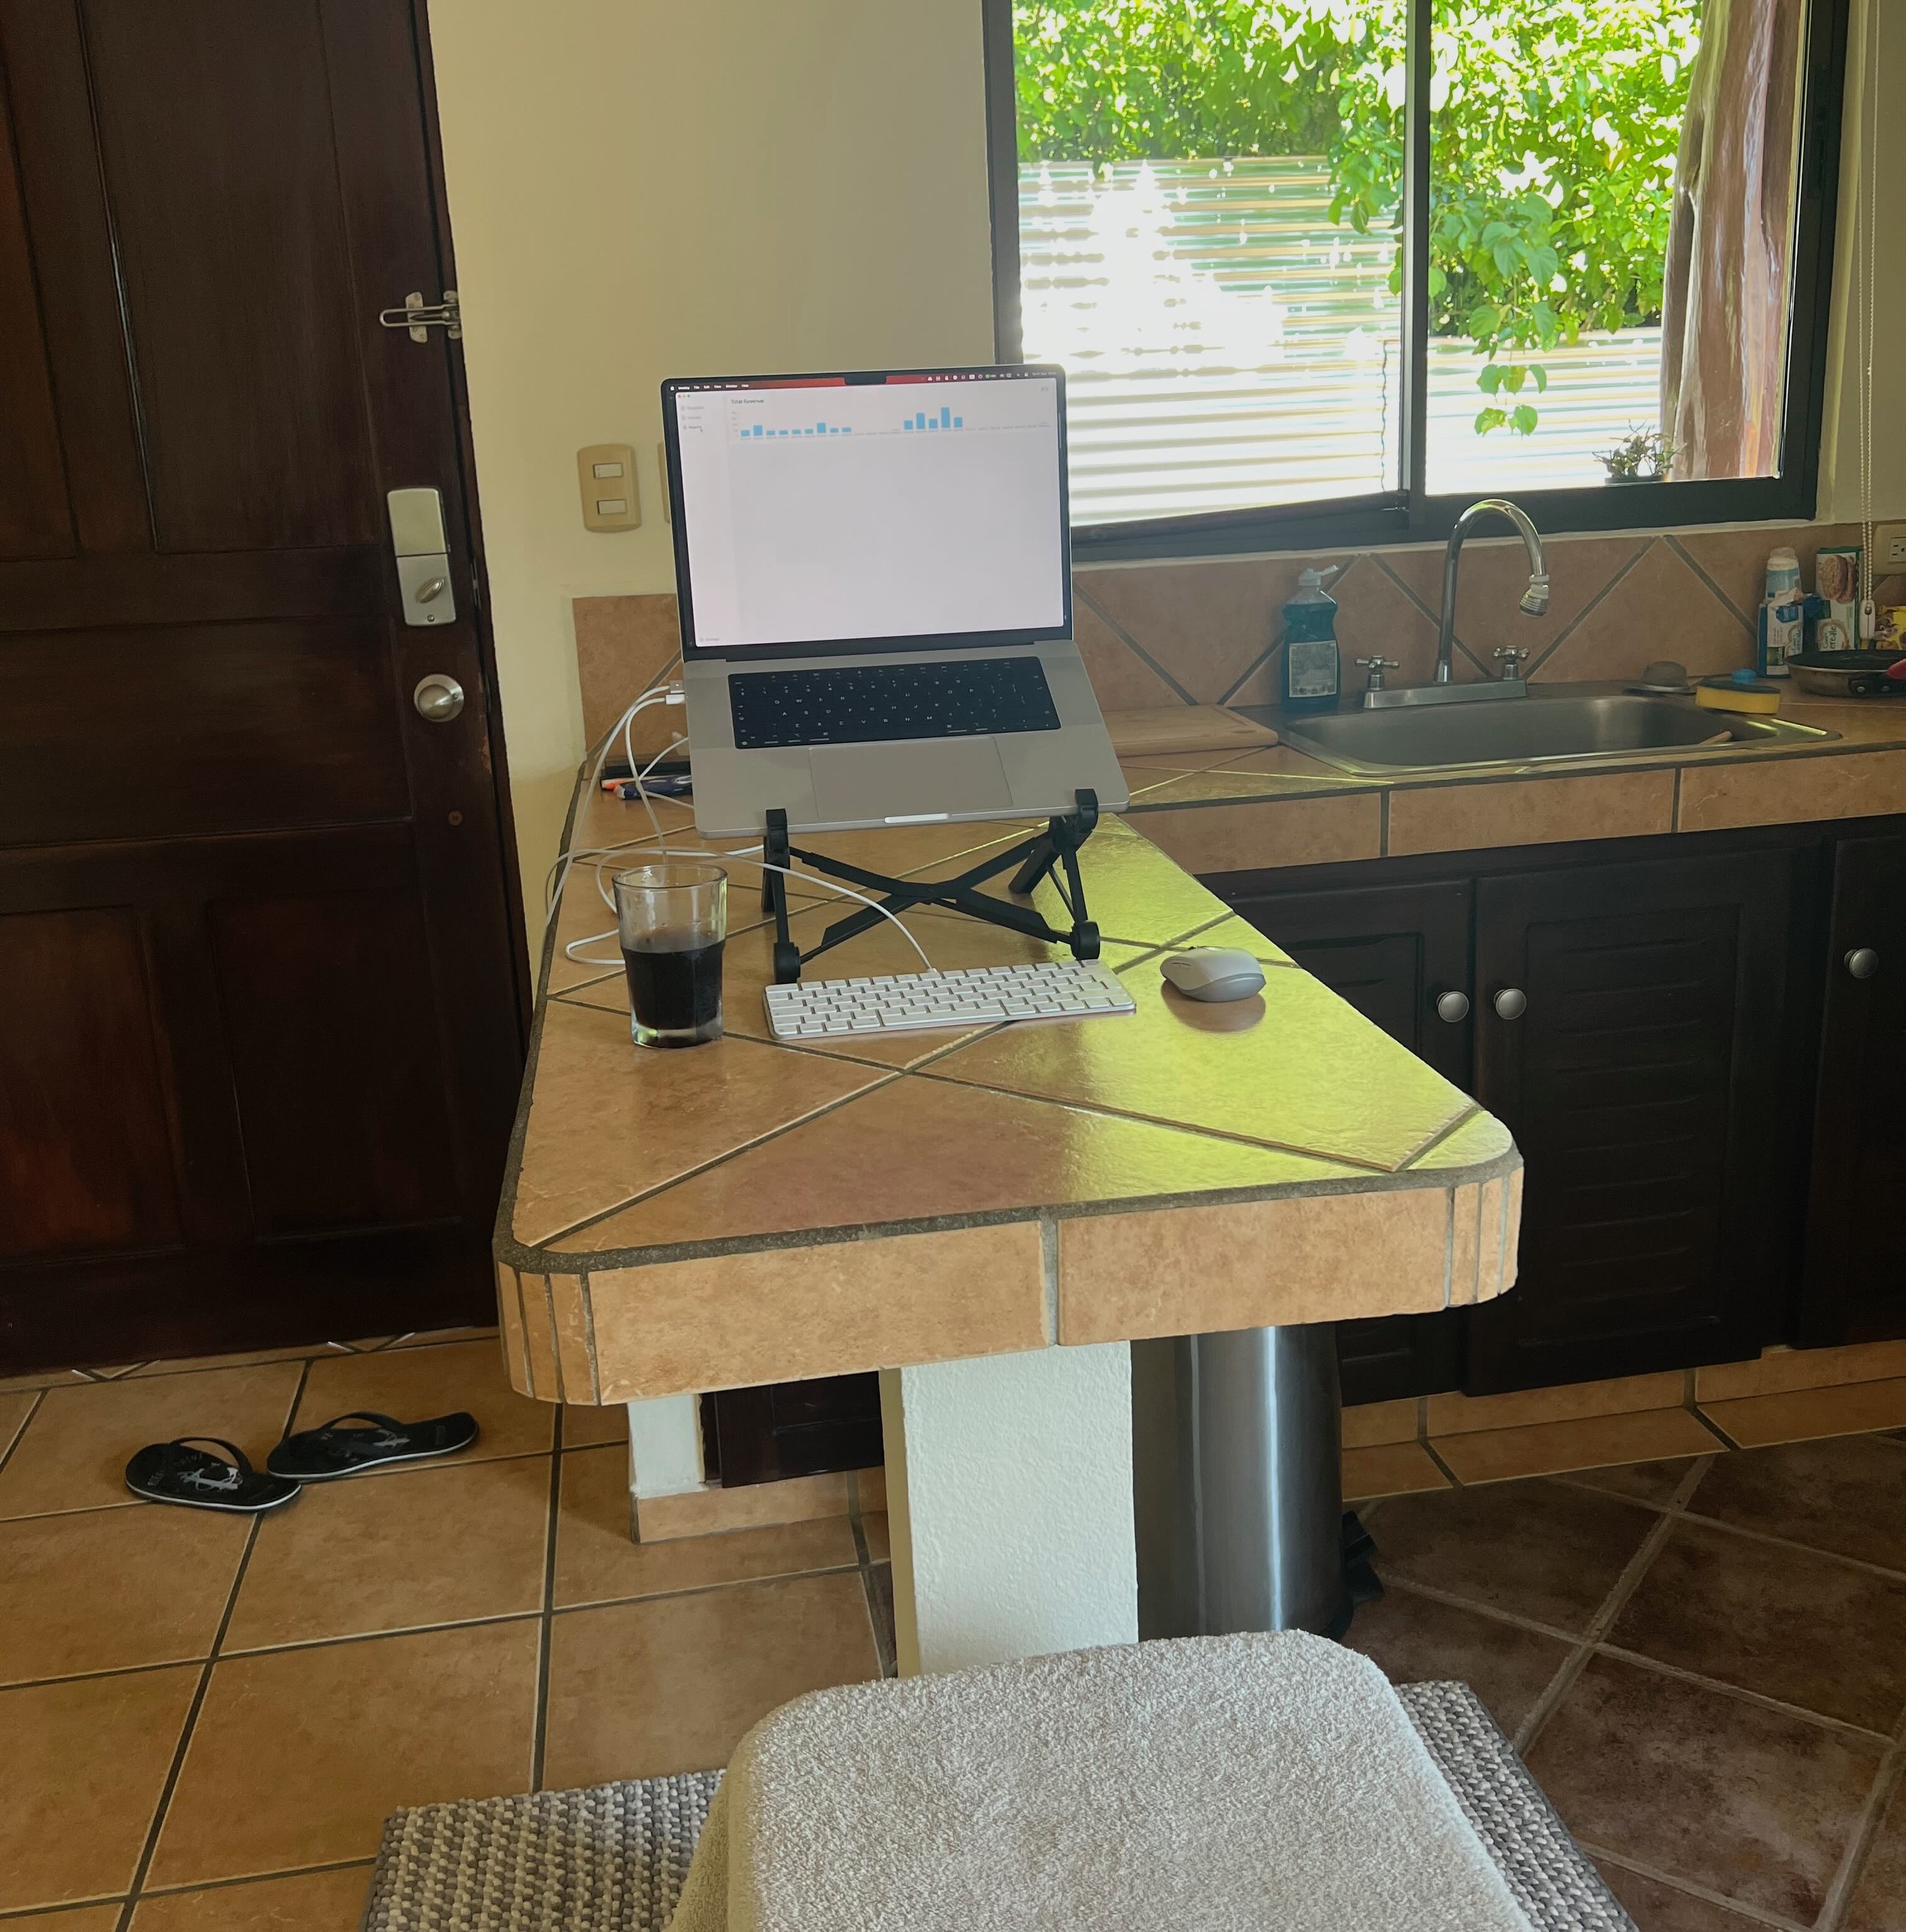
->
[1223,878,1474,1404]
[1796,833,1906,1344]
[0,0,526,1370]
[1465,850,1788,1392]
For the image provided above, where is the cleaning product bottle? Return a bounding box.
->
[1281,565,1343,711]
[1758,546,1803,678]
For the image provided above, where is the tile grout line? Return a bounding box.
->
[1514,1500,1679,1756]
[1580,1843,1813,1932]
[531,1414,564,1792]
[846,1474,895,1681]
[0,1387,45,1481]
[125,1854,379,1905]
[1071,582,1200,708]
[1816,1742,1905,1932]
[1587,1641,1897,1746]
[110,1357,316,1932]
[1522,538,1651,682]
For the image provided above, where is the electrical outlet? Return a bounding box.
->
[1879,523,1906,570]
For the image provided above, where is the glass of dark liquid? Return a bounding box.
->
[612,862,727,1048]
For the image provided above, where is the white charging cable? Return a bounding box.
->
[553,686,938,975]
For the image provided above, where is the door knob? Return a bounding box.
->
[413,674,465,722]
[1435,989,1471,1023]
[1493,986,1527,1020]
[1845,946,1880,981]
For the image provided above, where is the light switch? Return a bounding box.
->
[577,444,639,531]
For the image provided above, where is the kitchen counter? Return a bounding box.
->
[495,760,1525,1671]
[1118,690,1906,874]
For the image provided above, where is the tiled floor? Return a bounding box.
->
[6,1334,1903,1932]
[1346,1406,1906,1931]
[0,1333,891,1928]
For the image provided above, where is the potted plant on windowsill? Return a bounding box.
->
[1598,427,1674,484]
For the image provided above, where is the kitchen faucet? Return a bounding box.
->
[1365,497,1549,709]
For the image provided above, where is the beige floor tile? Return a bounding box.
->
[149,1620,540,1888]
[1,1503,248,1683]
[555,1445,856,1607]
[390,1326,499,1350]
[131,1863,373,1931]
[226,1457,552,1651]
[0,1368,91,1394]
[1343,1397,1418,1448]
[858,1467,886,1513]
[562,1402,628,1449]
[127,1346,331,1378]
[0,1363,306,1521]
[1344,1440,1450,1501]
[635,1469,858,1541]
[0,1665,199,1911]
[1433,1408,1719,1484]
[543,1570,880,1785]
[1701,1379,1906,1449]
[0,1387,37,1460]
[1696,1341,1906,1402]
[1426,1372,1685,1436]
[288,1341,553,1471]
[862,1509,891,1561]
[28,1909,125,1930]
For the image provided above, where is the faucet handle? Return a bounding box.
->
[1493,646,1531,680]
[1354,655,1399,690]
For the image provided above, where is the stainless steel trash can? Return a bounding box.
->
[1132,1323,1353,1638]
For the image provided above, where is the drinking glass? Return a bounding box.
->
[612,863,727,1048]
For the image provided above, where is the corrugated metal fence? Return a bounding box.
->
[1019,158,1664,526]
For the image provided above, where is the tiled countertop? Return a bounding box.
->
[495,779,1522,1407]
[1119,691,1906,874]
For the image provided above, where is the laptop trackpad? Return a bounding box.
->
[809,738,1014,824]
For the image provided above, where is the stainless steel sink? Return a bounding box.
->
[1243,686,1837,777]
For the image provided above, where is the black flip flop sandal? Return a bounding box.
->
[125,1437,301,1514]
[266,1409,478,1481]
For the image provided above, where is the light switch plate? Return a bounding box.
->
[577,444,639,531]
[1877,524,1906,570]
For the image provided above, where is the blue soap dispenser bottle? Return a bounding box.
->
[1281,565,1344,711]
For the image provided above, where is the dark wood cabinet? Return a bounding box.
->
[1796,833,1906,1345]
[1462,850,1789,1389]
[703,1374,884,1488]
[1222,878,1473,1404]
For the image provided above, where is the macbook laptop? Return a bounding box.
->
[661,364,1129,836]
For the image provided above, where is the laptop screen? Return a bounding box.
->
[663,367,1071,659]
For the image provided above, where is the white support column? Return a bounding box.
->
[879,1343,1138,1676]
[624,1393,704,1498]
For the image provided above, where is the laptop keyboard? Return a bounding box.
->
[729,657,1062,750]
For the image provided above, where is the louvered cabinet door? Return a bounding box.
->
[1465,850,1789,1394]
[1796,834,1906,1345]
[1228,878,1476,1404]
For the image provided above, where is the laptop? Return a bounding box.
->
[661,364,1129,837]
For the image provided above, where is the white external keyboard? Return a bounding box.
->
[763,959,1136,1040]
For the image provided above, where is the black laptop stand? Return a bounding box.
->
[760,790,1103,984]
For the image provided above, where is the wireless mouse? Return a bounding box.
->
[1160,948,1266,1004]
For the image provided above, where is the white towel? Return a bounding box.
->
[669,1630,1534,1932]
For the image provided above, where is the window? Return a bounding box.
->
[982,0,1850,556]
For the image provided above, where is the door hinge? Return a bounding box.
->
[379,290,461,344]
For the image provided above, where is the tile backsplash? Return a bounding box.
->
[572,521,1882,758]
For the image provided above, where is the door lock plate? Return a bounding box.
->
[387,487,456,627]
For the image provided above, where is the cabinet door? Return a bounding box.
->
[1467,851,1788,1392]
[1227,879,1474,1404]
[1797,834,1906,1344]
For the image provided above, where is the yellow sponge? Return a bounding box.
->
[1695,675,1783,715]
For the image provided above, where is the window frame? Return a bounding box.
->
[981,0,1852,562]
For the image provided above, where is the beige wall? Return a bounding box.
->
[427,0,996,928]
[430,0,1900,935]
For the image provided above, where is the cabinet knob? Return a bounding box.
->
[1845,946,1880,981]
[1435,989,1471,1024]
[1493,986,1528,1020]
